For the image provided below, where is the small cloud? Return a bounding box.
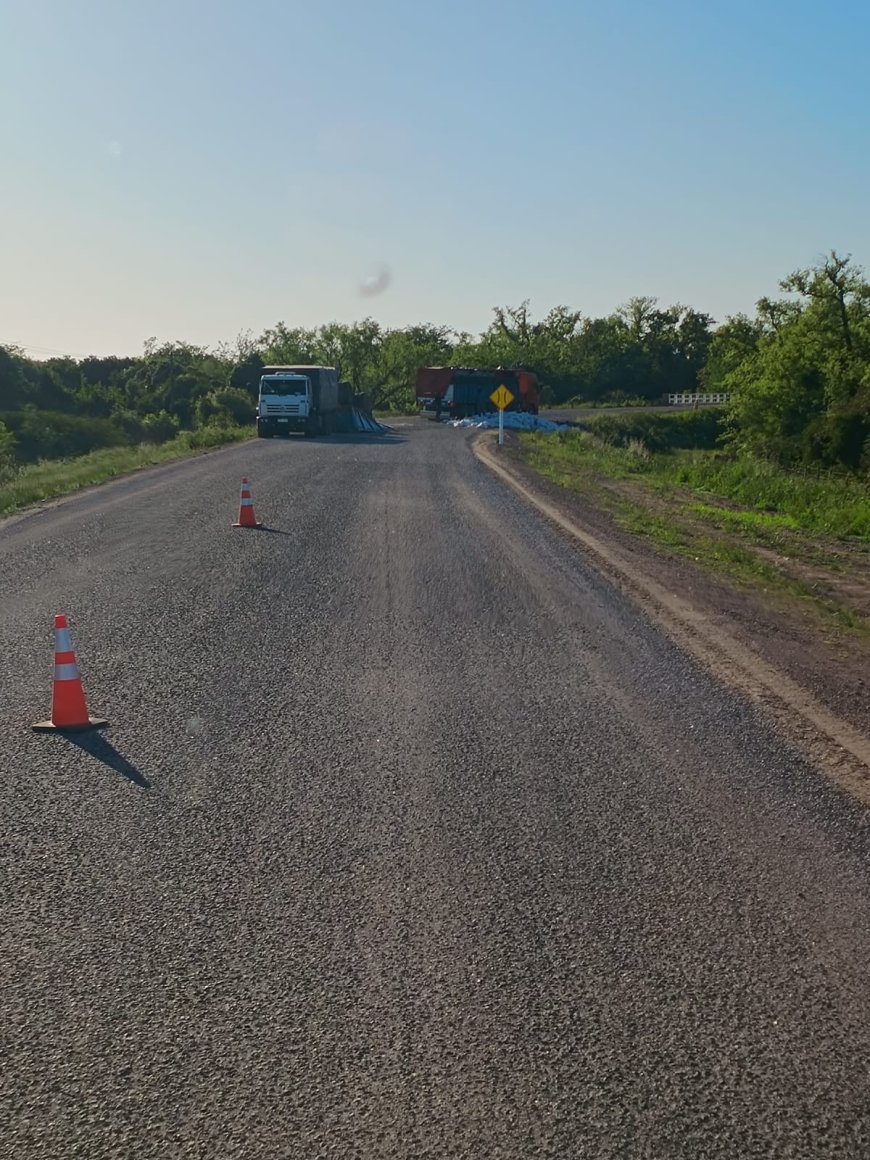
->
[107,140,123,158]
[359,265,391,297]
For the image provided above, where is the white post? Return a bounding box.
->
[498,406,504,447]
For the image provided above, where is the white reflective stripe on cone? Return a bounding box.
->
[55,629,73,652]
[240,499,253,506]
[54,663,80,681]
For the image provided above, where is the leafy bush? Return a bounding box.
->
[0,409,130,463]
[111,409,180,444]
[0,420,16,482]
[139,410,181,443]
[194,388,254,428]
[584,408,724,453]
[800,408,870,470]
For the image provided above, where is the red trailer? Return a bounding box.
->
[415,367,540,419]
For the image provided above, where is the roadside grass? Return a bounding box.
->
[524,429,640,482]
[523,428,870,541]
[614,498,865,631]
[0,425,253,516]
[520,427,870,633]
[684,503,802,537]
[670,455,870,540]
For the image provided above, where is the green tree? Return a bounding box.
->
[258,323,318,365]
[375,324,453,409]
[453,303,585,401]
[0,346,34,410]
[700,314,762,393]
[328,320,380,390]
[119,342,225,427]
[613,298,714,398]
[726,253,870,468]
[195,388,255,427]
[0,418,16,480]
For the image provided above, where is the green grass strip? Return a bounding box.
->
[523,430,870,541]
[0,426,253,517]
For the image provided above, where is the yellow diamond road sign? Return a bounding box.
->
[490,385,514,411]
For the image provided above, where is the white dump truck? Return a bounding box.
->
[256,365,340,437]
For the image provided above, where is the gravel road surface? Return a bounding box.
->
[2,419,870,1158]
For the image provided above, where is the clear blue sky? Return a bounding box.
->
[2,0,868,357]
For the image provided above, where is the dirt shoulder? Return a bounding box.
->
[474,432,870,802]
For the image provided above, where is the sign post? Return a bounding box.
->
[489,385,515,447]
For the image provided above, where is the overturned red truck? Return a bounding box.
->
[416,367,540,421]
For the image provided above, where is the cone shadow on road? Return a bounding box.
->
[230,523,292,535]
[63,732,150,788]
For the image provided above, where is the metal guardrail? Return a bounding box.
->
[667,393,730,405]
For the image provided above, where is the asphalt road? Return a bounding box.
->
[2,418,870,1159]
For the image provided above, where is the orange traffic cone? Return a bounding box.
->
[233,477,263,528]
[32,615,108,732]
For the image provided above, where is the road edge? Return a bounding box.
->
[0,434,257,529]
[473,432,870,804]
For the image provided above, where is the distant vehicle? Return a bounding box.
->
[256,365,341,437]
[415,367,540,420]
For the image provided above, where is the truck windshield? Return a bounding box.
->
[261,379,308,396]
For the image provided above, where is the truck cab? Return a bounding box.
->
[257,373,312,437]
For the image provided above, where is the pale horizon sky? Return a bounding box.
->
[2,0,868,358]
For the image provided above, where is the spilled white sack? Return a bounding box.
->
[449,412,567,433]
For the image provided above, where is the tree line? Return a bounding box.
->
[1,251,868,473]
